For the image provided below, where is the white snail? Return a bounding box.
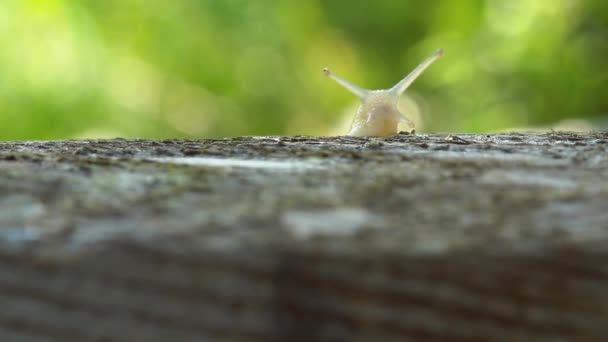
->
[323,48,443,137]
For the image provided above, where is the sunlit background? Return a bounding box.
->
[0,0,607,140]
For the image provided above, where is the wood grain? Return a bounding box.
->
[0,132,606,341]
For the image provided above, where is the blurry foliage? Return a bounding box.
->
[0,0,606,139]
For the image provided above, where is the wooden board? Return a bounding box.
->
[0,132,607,341]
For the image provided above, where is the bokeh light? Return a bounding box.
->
[0,0,606,140]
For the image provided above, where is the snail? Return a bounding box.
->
[323,48,443,137]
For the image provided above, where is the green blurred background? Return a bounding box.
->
[1,0,607,140]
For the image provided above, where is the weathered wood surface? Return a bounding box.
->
[0,132,607,341]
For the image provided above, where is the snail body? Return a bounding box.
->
[323,49,443,137]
